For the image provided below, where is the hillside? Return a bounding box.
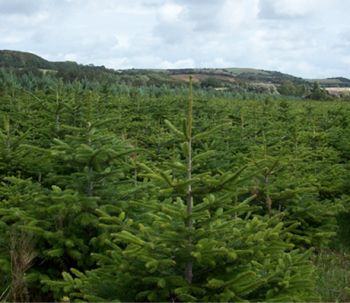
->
[0,50,53,69]
[1,50,350,93]
[311,77,350,87]
[116,67,308,87]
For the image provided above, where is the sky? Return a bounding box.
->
[0,0,350,78]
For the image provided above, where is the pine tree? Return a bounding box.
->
[54,78,318,302]
[0,95,135,300]
[243,101,343,247]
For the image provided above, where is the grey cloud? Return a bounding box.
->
[332,30,350,53]
[258,0,293,19]
[258,0,281,19]
[176,0,226,32]
[152,0,225,45]
[0,0,45,15]
[153,23,189,44]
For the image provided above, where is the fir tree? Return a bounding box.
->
[54,78,318,302]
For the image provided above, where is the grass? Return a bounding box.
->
[314,249,350,302]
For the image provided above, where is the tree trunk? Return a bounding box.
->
[185,76,193,284]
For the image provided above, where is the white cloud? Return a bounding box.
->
[158,2,184,21]
[112,36,130,51]
[159,58,195,69]
[221,0,259,27]
[63,53,77,61]
[0,0,349,78]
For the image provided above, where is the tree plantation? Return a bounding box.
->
[0,72,350,302]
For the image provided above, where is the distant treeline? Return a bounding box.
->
[0,66,344,101]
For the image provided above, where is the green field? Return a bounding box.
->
[0,67,350,301]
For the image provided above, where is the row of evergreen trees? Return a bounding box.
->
[0,77,349,301]
[0,67,339,101]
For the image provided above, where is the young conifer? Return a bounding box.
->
[55,77,318,302]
